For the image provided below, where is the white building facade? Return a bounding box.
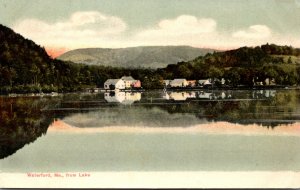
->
[104,79,125,90]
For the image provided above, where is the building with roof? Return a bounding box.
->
[121,76,141,88]
[163,80,172,87]
[169,79,188,87]
[198,79,212,86]
[187,80,197,87]
[104,79,125,90]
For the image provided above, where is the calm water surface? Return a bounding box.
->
[1,89,300,172]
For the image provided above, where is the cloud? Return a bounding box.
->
[232,25,271,39]
[13,11,127,49]
[137,15,216,38]
[133,15,218,47]
[12,12,300,51]
[133,16,277,49]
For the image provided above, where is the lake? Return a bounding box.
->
[1,89,300,172]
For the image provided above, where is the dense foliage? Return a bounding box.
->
[157,44,300,87]
[1,24,300,94]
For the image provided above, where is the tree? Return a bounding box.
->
[177,64,192,78]
[208,66,224,84]
[264,66,278,85]
[225,69,240,87]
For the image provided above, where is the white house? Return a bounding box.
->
[104,79,125,90]
[121,76,142,88]
[163,80,172,87]
[170,79,188,87]
[121,76,134,88]
[198,79,212,86]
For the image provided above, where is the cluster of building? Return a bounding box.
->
[104,76,141,90]
[103,76,221,91]
[163,78,225,88]
[103,76,274,91]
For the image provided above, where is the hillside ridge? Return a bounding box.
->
[58,46,215,68]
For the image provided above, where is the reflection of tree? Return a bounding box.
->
[152,90,299,127]
[54,90,300,128]
[201,90,299,127]
[0,97,55,159]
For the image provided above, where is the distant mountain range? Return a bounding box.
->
[58,46,216,68]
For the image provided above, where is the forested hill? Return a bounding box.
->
[58,46,215,68]
[0,24,52,88]
[156,44,300,86]
[192,44,300,67]
[0,24,93,93]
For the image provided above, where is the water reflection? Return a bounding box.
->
[104,92,141,104]
[45,90,300,128]
[163,91,196,101]
[1,90,300,160]
[61,106,208,128]
[0,97,56,159]
[49,119,300,137]
[162,90,276,101]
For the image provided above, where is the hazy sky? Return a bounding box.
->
[1,0,300,55]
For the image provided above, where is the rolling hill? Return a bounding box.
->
[58,46,215,68]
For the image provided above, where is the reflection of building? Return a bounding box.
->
[265,90,276,97]
[104,92,141,105]
[252,90,276,99]
[198,91,213,99]
[163,91,196,101]
[221,92,226,99]
[105,91,126,102]
[170,79,188,87]
[197,91,228,99]
[104,79,125,90]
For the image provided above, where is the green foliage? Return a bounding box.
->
[208,66,224,79]
[158,44,300,87]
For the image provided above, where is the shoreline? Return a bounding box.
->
[1,85,299,96]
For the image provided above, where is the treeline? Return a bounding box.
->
[156,43,300,87]
[1,23,300,94]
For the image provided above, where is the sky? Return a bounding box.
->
[1,0,300,57]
